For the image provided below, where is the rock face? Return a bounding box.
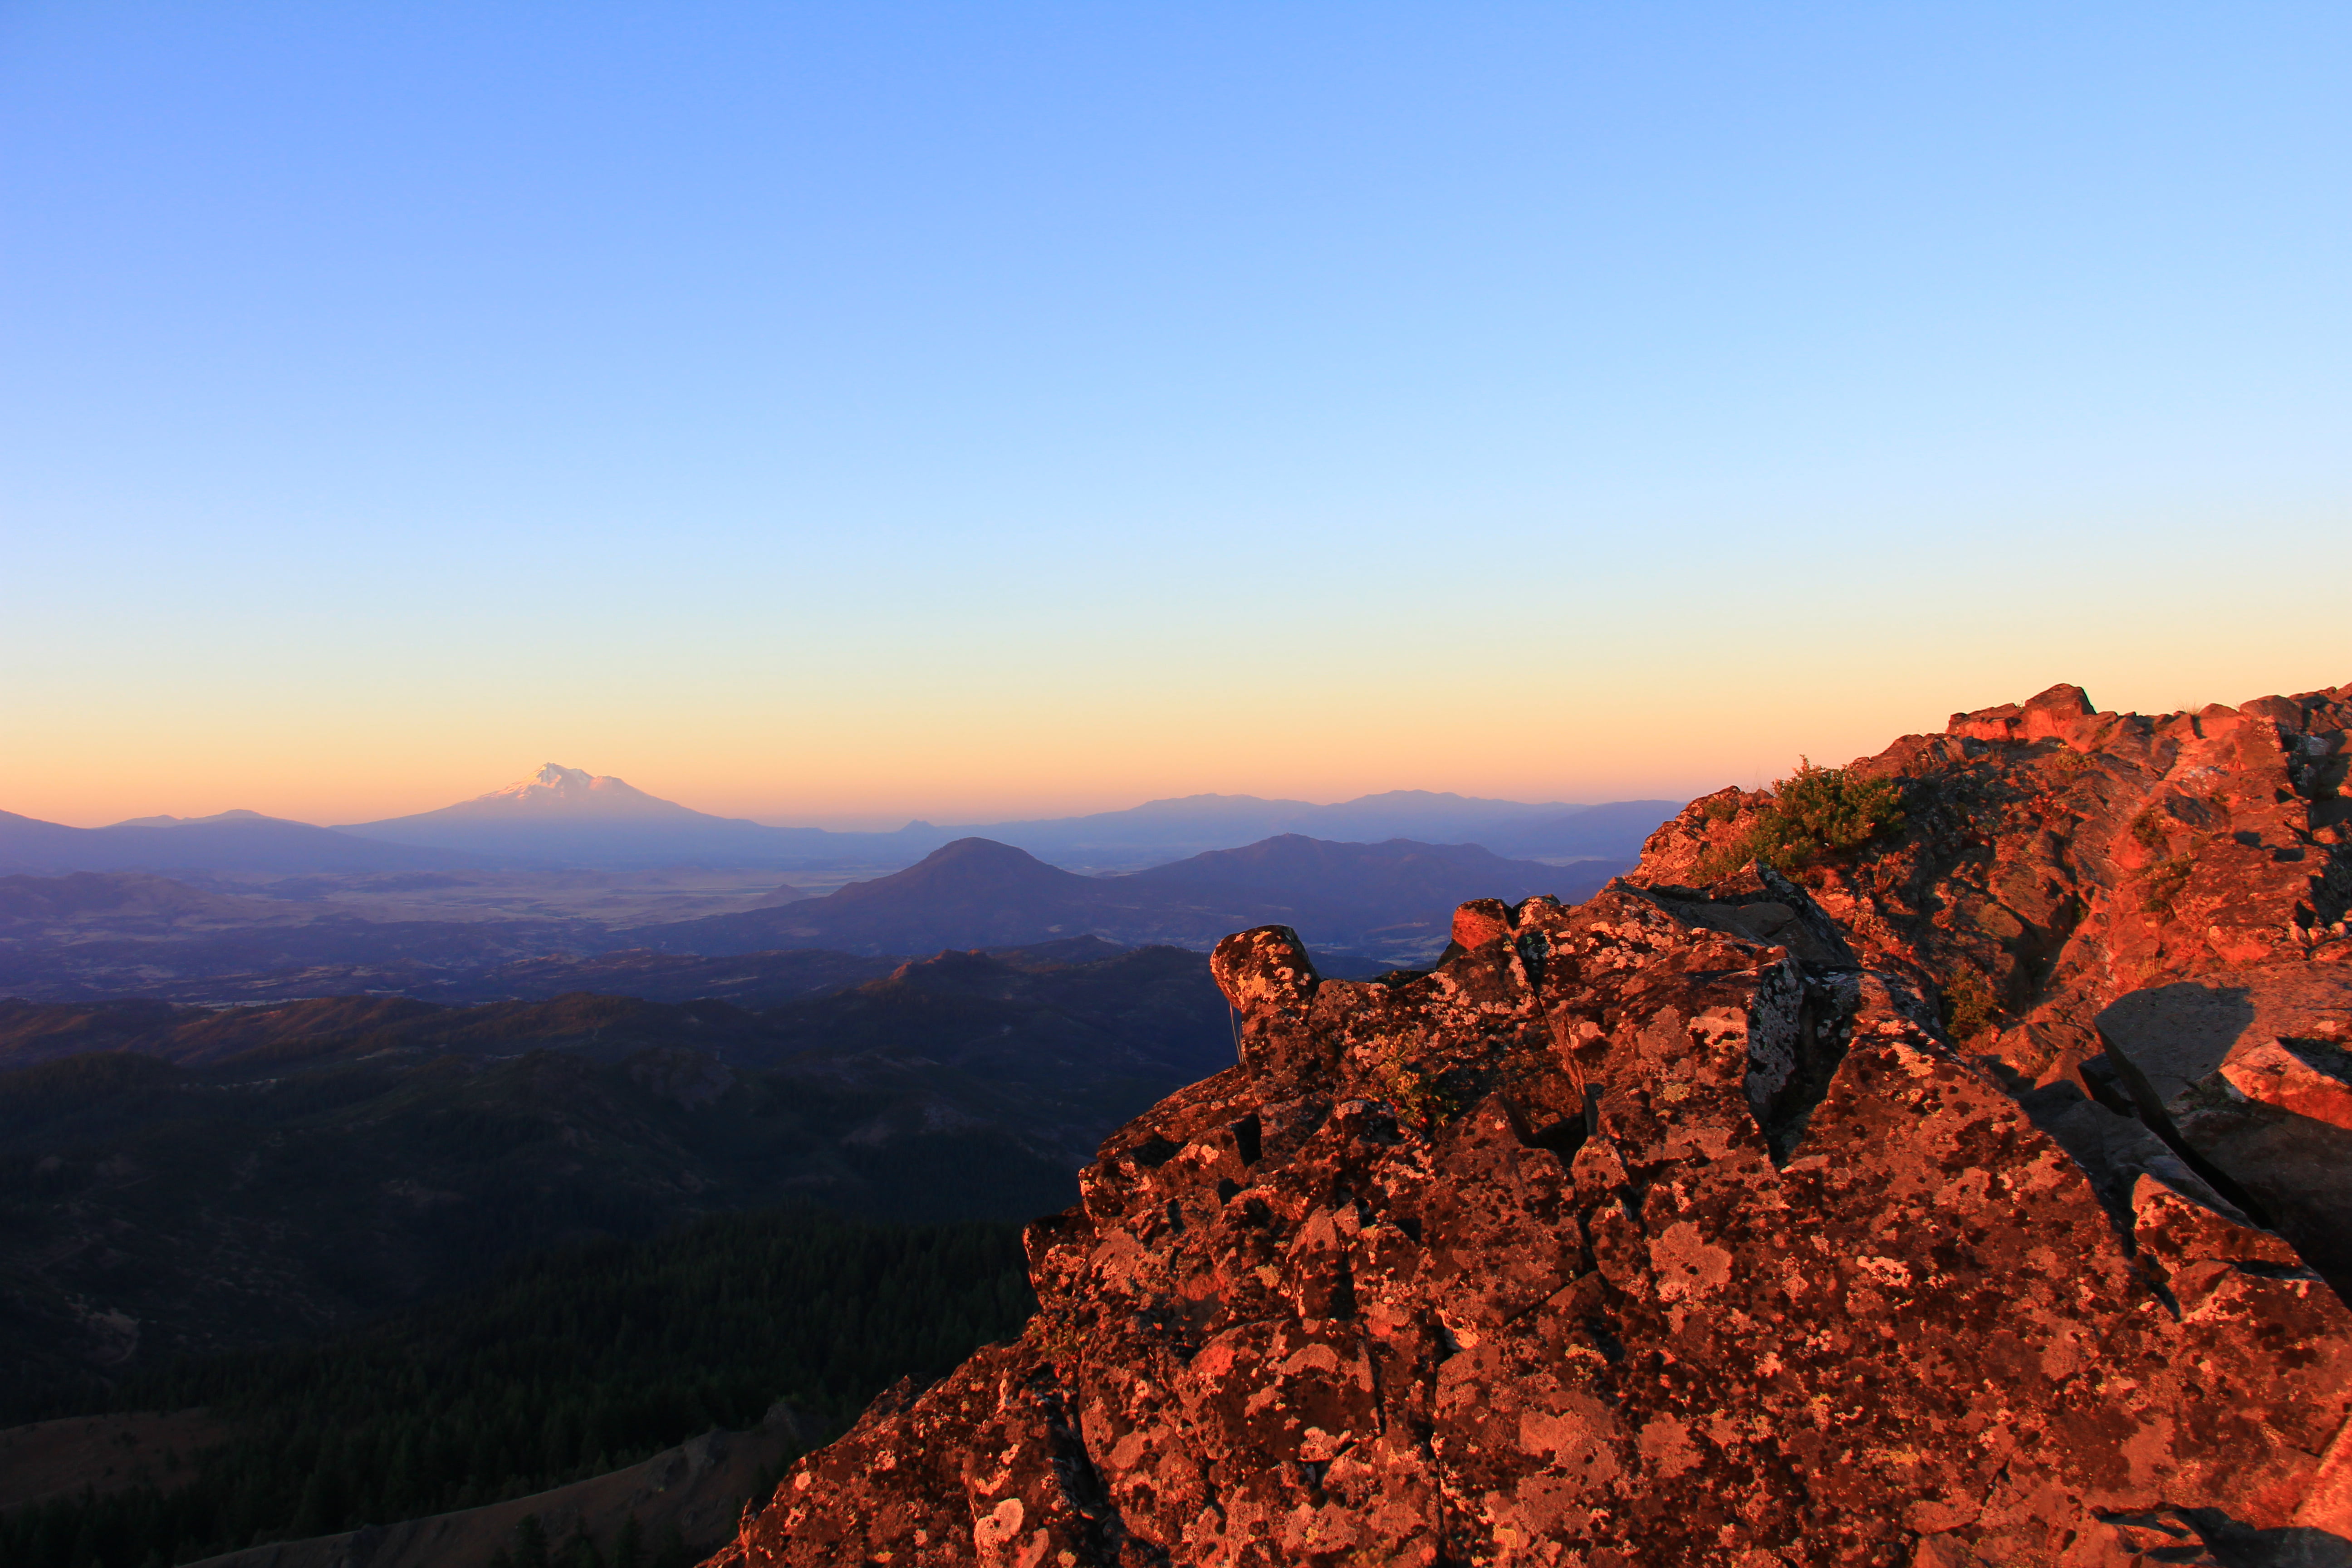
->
[2096,965,2352,1291]
[1636,684,2352,1067]
[705,683,2352,1568]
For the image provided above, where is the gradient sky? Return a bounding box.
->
[4,3,2347,829]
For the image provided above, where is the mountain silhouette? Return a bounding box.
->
[337,764,859,868]
[630,834,1628,962]
[362,764,720,821]
[923,791,1683,868]
[6,769,1685,877]
[338,767,1683,870]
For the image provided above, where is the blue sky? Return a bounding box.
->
[3,3,2346,826]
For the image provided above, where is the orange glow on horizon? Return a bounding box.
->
[7,655,2342,832]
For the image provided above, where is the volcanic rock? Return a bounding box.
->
[703,681,2352,1567]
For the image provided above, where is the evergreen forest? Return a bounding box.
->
[0,1207,1034,1568]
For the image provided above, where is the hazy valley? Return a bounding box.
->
[0,773,1672,1563]
[0,768,1669,1006]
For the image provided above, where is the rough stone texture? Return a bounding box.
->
[706,684,2352,1568]
[2096,965,2352,1122]
[2225,1041,2352,1132]
[2093,965,2352,1288]
[1643,685,2352,1008]
[1638,685,2352,1272]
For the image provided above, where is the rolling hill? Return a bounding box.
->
[628,833,1628,962]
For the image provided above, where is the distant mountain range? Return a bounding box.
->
[629,834,1627,964]
[334,764,835,869]
[0,832,1631,1001]
[897,789,1681,867]
[3,764,1685,874]
[338,766,1682,872]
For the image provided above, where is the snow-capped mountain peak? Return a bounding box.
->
[456,765,693,818]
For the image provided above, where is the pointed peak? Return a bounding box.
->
[363,763,717,822]
[483,764,635,802]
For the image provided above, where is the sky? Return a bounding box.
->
[3,3,2346,829]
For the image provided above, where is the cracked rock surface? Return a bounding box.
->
[706,684,2352,1568]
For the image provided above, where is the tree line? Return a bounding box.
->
[0,1207,1034,1568]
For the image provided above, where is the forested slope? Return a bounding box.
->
[0,1208,1033,1568]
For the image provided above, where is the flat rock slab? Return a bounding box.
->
[2099,963,2352,1291]
[2097,963,2352,1119]
[2227,1040,2352,1131]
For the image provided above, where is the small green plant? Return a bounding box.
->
[1693,759,1906,882]
[1034,1310,1086,1369]
[2131,805,2171,855]
[1940,968,2001,1043]
[2141,856,2195,915]
[2048,750,2096,782]
[1371,1045,1454,1129]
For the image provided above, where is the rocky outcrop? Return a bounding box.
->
[1636,681,2352,1303]
[1637,683,2352,1065]
[704,683,2352,1568]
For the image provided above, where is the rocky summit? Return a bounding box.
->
[705,682,2352,1568]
